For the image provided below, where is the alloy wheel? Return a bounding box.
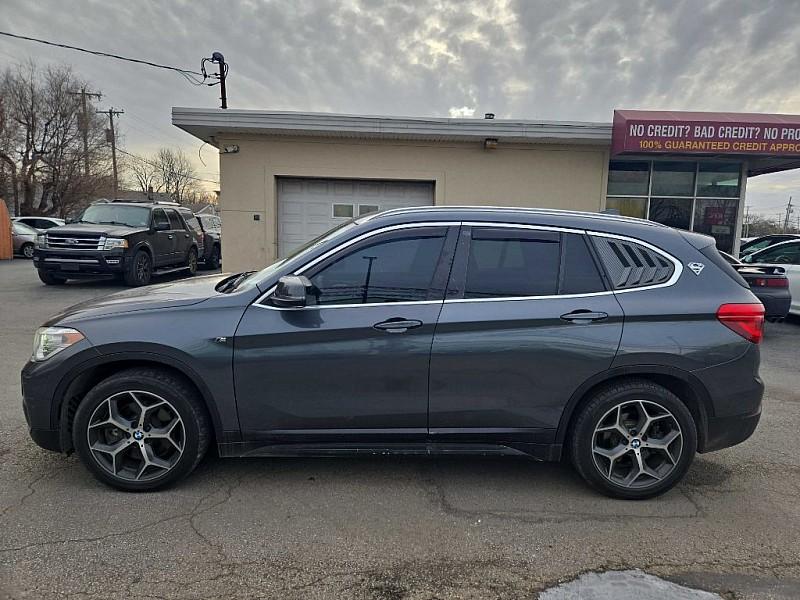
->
[86,390,185,482]
[591,400,683,489]
[135,253,151,283]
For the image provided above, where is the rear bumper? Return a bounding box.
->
[753,289,791,321]
[702,408,761,453]
[33,249,129,277]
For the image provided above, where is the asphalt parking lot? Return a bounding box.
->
[1,257,799,599]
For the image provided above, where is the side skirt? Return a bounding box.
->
[218,441,562,461]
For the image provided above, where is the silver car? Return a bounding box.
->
[12,221,39,259]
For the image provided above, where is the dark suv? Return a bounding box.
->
[178,209,221,270]
[33,201,199,286]
[21,207,764,499]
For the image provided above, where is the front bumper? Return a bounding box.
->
[33,248,129,277]
[21,340,99,453]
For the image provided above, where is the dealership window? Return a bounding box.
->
[651,161,696,196]
[607,161,650,196]
[605,197,647,219]
[606,160,743,253]
[696,163,740,198]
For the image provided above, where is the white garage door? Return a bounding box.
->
[277,178,434,257]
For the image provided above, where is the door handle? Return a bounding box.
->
[560,310,609,323]
[167,234,174,239]
[373,318,423,333]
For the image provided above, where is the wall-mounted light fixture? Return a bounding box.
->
[222,144,240,154]
[484,138,498,151]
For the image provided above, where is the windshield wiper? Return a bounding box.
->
[217,271,255,293]
[98,220,133,227]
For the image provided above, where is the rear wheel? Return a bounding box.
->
[124,250,152,286]
[72,368,211,492]
[204,245,220,270]
[186,248,198,276]
[37,269,67,285]
[570,379,697,499]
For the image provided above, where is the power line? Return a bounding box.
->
[116,148,220,185]
[0,30,206,84]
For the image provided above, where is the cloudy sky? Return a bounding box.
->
[1,0,798,217]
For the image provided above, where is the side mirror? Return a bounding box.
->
[66,217,77,224]
[271,275,313,308]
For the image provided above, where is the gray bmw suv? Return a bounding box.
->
[21,207,765,499]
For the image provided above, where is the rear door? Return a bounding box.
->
[165,209,189,264]
[429,225,624,445]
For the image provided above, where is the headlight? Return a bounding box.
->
[103,237,128,250]
[36,234,47,248]
[32,327,85,362]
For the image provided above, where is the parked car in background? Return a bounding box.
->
[12,221,38,258]
[178,208,221,270]
[739,234,800,258]
[13,216,66,230]
[22,207,765,500]
[741,239,800,316]
[721,251,791,321]
[33,200,199,287]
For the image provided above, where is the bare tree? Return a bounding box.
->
[125,147,199,204]
[0,60,110,217]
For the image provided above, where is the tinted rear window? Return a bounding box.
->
[560,234,606,294]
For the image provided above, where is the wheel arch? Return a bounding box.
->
[54,352,224,454]
[556,366,713,457]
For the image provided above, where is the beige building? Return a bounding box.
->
[172,108,797,273]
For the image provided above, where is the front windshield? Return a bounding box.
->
[79,204,151,227]
[236,219,360,292]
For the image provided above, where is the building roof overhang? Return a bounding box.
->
[172,107,613,146]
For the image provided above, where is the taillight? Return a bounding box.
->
[752,277,789,288]
[717,303,765,344]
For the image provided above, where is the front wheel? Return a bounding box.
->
[37,269,67,285]
[570,379,697,500]
[124,250,152,286]
[72,367,211,492]
[21,243,35,259]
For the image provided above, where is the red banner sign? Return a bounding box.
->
[612,110,800,156]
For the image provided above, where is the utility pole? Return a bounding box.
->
[97,107,124,199]
[744,205,751,238]
[783,196,794,233]
[68,87,102,177]
[211,52,227,109]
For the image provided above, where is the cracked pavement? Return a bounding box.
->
[1,259,800,599]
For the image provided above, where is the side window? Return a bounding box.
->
[560,234,606,294]
[152,209,169,229]
[753,243,800,265]
[166,209,183,230]
[307,230,447,305]
[591,235,675,289]
[183,213,202,233]
[464,229,560,298]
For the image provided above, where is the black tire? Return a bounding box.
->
[37,269,67,285]
[186,247,198,276]
[570,379,697,500]
[21,243,35,259]
[72,367,211,492]
[204,245,220,270]
[124,250,152,286]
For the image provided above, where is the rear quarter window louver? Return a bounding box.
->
[591,236,675,290]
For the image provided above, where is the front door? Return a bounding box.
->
[233,224,458,444]
[150,208,173,267]
[429,226,624,445]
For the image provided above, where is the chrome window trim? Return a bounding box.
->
[253,222,684,311]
